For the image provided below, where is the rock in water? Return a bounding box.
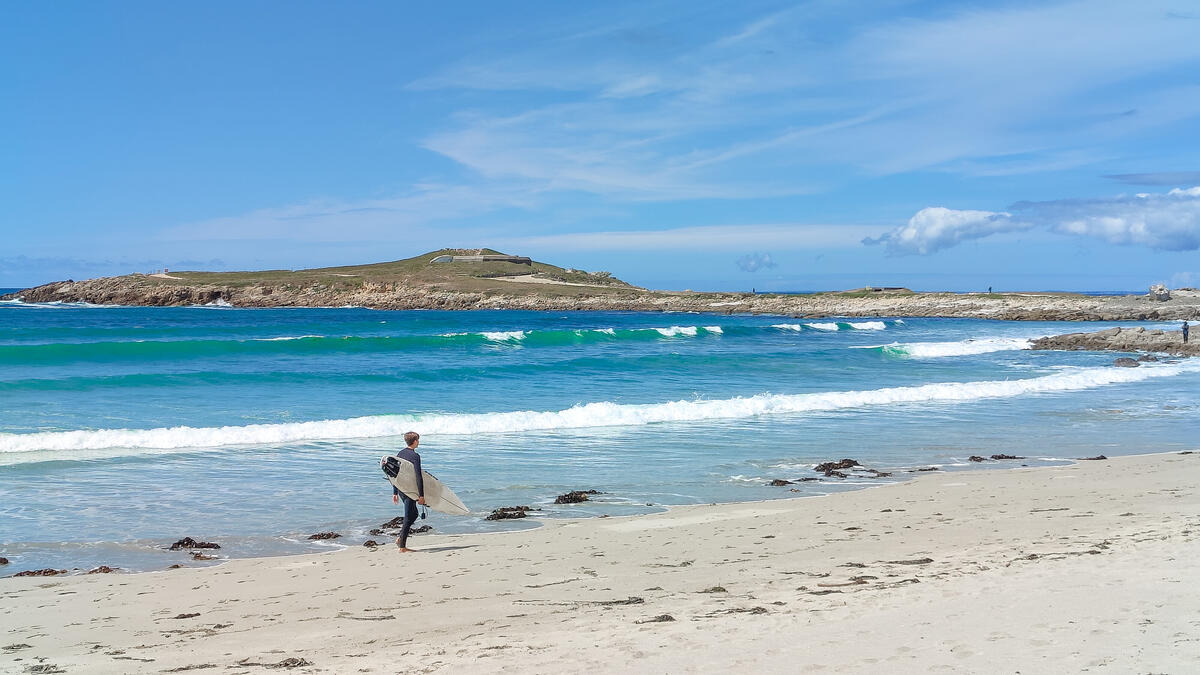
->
[307,531,341,540]
[486,506,536,520]
[168,537,221,550]
[767,479,794,486]
[13,568,68,577]
[0,557,8,565]
[1113,357,1140,367]
[814,459,860,474]
[555,489,600,504]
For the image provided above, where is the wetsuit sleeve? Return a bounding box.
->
[412,453,425,497]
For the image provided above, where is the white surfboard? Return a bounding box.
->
[380,456,470,516]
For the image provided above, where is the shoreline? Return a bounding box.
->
[4,451,1197,672]
[0,454,1078,578]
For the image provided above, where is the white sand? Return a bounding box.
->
[2,452,1198,674]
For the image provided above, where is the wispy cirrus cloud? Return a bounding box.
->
[867,186,1200,255]
[410,0,1200,197]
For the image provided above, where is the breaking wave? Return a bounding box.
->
[4,361,1195,463]
[773,321,890,332]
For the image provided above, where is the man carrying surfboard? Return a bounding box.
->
[389,431,427,552]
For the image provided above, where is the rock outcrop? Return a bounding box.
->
[7,271,1200,321]
[555,490,600,504]
[1031,326,1200,356]
[167,537,221,551]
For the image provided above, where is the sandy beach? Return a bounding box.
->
[3,452,1197,674]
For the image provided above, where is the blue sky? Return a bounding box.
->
[3,0,1200,291]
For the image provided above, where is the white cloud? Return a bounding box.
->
[735,252,777,272]
[868,186,1200,255]
[863,207,1026,255]
[407,0,1200,197]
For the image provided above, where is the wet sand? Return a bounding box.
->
[2,452,1197,673]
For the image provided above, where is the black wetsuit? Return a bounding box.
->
[392,446,425,547]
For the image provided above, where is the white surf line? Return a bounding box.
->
[857,337,1037,358]
[3,361,1197,461]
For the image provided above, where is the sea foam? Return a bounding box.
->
[3,361,1196,462]
[867,337,1035,358]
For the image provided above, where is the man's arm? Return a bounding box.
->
[411,454,426,503]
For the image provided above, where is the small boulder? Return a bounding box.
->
[168,537,221,551]
[410,525,433,535]
[0,557,8,565]
[486,506,537,521]
[767,479,793,486]
[13,568,67,577]
[1078,455,1108,461]
[1148,283,1171,301]
[363,540,378,547]
[555,489,600,504]
[1136,354,1158,362]
[1113,357,1140,367]
[990,454,1025,460]
[307,531,341,540]
[86,566,117,574]
[814,459,859,475]
[968,455,987,462]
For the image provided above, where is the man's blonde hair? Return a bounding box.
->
[404,431,420,446]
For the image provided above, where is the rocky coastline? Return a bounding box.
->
[7,275,1200,321]
[1032,326,1199,357]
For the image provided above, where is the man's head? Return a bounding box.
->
[404,431,420,448]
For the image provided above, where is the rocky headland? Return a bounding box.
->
[1032,326,1199,357]
[6,249,1200,321]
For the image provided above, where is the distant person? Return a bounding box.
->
[1185,321,1190,344]
[389,431,427,552]
[988,286,992,294]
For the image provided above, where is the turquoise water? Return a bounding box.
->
[2,297,1198,574]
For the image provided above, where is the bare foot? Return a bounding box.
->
[398,547,415,553]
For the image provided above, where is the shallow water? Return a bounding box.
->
[1,301,1197,573]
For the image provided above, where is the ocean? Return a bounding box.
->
[2,297,1198,574]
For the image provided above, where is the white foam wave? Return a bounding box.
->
[653,326,698,337]
[869,337,1035,358]
[0,299,118,309]
[804,322,839,331]
[252,335,325,342]
[846,321,886,330]
[481,330,527,342]
[4,362,1196,463]
[203,298,233,307]
[703,326,724,334]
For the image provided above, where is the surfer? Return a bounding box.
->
[390,431,427,552]
[1184,321,1190,344]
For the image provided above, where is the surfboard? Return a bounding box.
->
[380,456,470,516]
